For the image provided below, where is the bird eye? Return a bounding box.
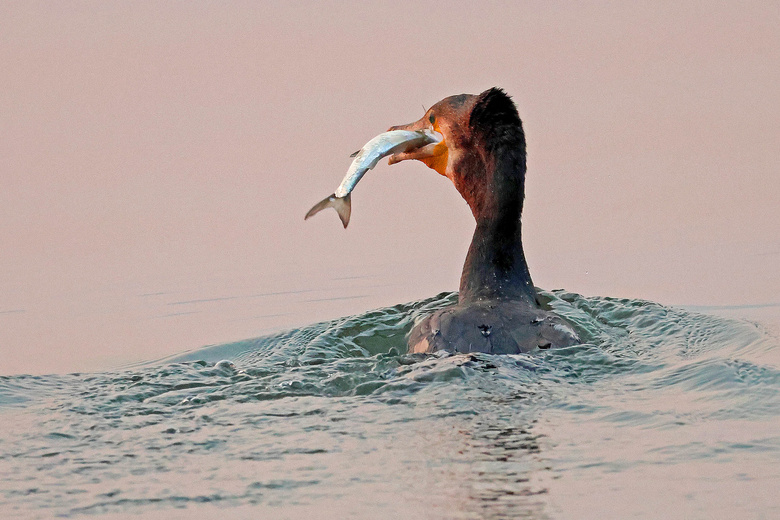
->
[429,113,436,124]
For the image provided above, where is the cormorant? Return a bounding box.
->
[387,88,579,354]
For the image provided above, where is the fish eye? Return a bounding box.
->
[429,113,436,124]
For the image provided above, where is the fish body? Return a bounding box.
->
[334,130,438,197]
[305,129,441,228]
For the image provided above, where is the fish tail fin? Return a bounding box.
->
[304,193,352,228]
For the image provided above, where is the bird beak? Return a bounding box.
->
[386,118,448,174]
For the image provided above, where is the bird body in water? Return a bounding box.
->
[386,88,579,354]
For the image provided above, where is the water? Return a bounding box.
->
[1,290,779,519]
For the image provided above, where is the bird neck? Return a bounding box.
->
[458,145,538,305]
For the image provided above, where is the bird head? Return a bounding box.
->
[387,93,478,183]
[387,88,526,219]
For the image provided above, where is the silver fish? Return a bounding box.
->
[305,129,441,228]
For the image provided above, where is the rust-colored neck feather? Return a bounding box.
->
[456,89,538,305]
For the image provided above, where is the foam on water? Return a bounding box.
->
[1,290,779,519]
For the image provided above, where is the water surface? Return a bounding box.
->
[1,290,779,519]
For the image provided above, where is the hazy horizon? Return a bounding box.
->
[2,1,778,375]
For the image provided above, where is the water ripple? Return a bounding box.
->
[1,290,778,518]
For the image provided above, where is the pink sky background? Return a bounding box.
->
[1,2,778,375]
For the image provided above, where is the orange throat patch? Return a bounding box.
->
[421,140,449,177]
